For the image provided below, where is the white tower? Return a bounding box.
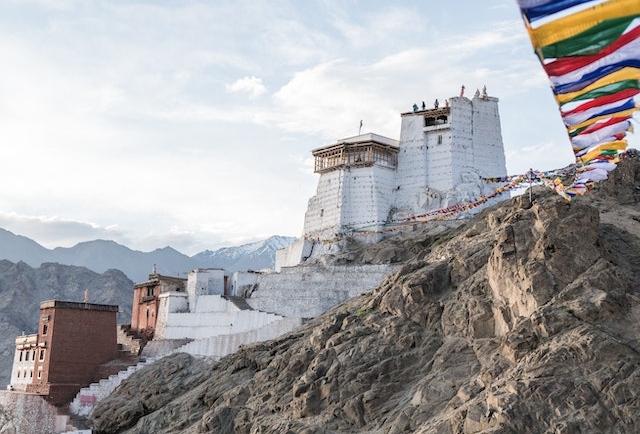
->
[303,133,399,239]
[276,89,507,269]
[392,92,507,218]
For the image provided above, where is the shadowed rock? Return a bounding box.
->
[92,155,640,434]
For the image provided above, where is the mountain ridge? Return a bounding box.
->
[0,233,296,282]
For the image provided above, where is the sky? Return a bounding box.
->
[1,0,636,256]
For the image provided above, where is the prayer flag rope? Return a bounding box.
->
[305,150,638,244]
[516,0,640,199]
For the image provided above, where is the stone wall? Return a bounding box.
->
[246,264,397,318]
[0,391,57,434]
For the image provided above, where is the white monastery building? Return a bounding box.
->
[278,89,507,268]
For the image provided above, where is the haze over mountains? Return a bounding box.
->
[0,230,296,282]
[0,233,295,388]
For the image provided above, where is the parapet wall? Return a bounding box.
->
[246,264,398,318]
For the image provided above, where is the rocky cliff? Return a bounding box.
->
[91,155,640,433]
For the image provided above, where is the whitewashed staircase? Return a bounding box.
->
[68,313,301,418]
[69,357,158,418]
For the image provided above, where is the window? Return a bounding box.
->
[29,370,33,378]
[24,351,29,362]
[42,324,48,335]
[39,349,45,361]
[146,287,154,297]
[31,350,36,360]
[37,371,42,379]
[437,135,443,145]
[19,351,23,362]
[16,371,20,378]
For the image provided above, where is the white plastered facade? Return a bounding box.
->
[278,92,507,268]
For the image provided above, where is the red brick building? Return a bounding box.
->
[131,273,186,338]
[23,300,119,405]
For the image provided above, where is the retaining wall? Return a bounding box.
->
[247,264,397,318]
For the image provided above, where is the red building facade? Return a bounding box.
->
[131,273,186,338]
[24,300,119,405]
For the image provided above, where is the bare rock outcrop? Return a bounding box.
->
[92,156,640,433]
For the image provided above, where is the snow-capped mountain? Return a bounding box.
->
[0,228,297,282]
[192,235,296,271]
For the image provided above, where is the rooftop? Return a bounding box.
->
[39,300,119,312]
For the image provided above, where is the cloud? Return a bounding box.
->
[506,140,575,176]
[225,76,267,99]
[0,212,131,249]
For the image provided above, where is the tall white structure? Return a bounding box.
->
[278,90,507,267]
[303,133,400,240]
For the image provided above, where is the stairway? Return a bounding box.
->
[68,297,303,419]
[68,357,157,418]
[116,324,145,355]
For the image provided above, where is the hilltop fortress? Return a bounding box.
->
[278,88,507,268]
[4,89,510,429]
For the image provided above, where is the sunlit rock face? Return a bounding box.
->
[93,156,640,434]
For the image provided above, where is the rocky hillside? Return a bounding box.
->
[91,156,640,433]
[0,262,133,388]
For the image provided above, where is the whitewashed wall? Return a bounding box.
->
[187,269,225,312]
[393,113,428,211]
[303,169,344,239]
[228,271,261,296]
[471,96,507,178]
[295,93,507,265]
[154,292,188,339]
[339,165,395,230]
[246,264,397,318]
[275,238,312,271]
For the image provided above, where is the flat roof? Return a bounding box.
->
[134,273,188,288]
[312,132,399,153]
[401,106,451,117]
[39,300,119,312]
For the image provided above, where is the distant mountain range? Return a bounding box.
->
[0,229,296,282]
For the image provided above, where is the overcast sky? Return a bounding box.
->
[1,0,634,255]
